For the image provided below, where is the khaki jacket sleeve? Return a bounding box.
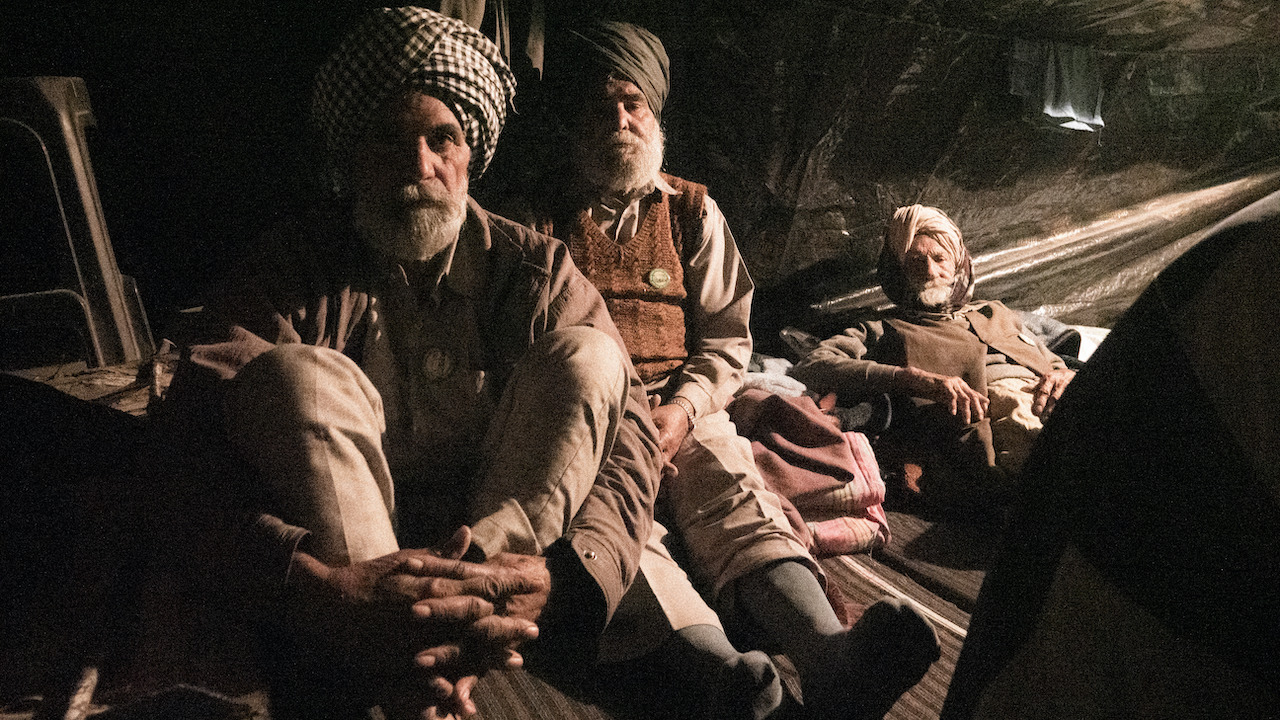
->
[542,242,663,623]
[149,319,314,619]
[670,195,754,417]
[790,320,899,396]
[151,225,368,618]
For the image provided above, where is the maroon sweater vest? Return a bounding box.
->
[550,174,707,383]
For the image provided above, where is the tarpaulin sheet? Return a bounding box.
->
[810,164,1280,329]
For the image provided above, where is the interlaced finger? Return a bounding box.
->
[412,595,496,623]
[395,566,543,602]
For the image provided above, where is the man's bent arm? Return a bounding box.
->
[670,195,753,417]
[791,321,898,397]
[540,239,664,628]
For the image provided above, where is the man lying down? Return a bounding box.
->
[792,205,1078,513]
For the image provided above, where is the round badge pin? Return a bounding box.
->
[421,347,454,381]
[648,267,672,289]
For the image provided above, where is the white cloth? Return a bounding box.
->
[1010,39,1104,132]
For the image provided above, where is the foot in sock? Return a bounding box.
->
[803,597,941,720]
[664,624,784,720]
[720,649,785,720]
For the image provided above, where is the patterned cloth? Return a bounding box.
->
[877,204,975,312]
[312,6,517,179]
[728,389,891,557]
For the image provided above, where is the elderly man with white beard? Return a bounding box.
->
[149,8,670,720]
[792,205,1077,512]
[511,21,941,720]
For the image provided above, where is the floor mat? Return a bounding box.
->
[870,511,997,612]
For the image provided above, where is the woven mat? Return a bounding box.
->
[870,511,996,613]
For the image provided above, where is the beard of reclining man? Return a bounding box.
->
[904,230,961,311]
[915,277,955,310]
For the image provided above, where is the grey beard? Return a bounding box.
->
[354,186,467,263]
[915,282,954,310]
[574,128,665,198]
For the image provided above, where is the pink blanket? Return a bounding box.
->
[728,389,891,557]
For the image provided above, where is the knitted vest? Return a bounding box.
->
[560,174,707,382]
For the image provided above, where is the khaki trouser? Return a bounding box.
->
[221,326,628,566]
[600,405,818,661]
[665,408,815,598]
[986,375,1046,475]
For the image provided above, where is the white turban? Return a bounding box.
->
[884,204,965,266]
[878,204,974,311]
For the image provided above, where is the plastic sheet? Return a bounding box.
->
[811,165,1280,328]
[649,3,1280,353]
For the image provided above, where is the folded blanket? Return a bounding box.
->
[728,388,891,557]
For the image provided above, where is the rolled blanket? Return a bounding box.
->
[728,388,891,556]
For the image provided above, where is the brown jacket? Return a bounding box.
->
[153,198,662,632]
[791,300,1066,399]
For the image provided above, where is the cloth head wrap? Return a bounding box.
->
[555,20,670,121]
[876,204,974,311]
[312,7,516,182]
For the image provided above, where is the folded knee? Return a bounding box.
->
[526,327,628,398]
[226,344,383,424]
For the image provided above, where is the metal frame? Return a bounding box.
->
[0,76,154,368]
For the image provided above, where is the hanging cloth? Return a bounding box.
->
[1010,39,1105,132]
[438,0,485,29]
[438,0,546,77]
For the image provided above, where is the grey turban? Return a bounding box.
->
[312,7,517,180]
[558,20,670,120]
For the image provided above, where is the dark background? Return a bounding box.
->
[3,1,1279,348]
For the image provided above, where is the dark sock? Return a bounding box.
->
[812,597,942,720]
[735,562,940,720]
[734,560,844,675]
[660,623,783,720]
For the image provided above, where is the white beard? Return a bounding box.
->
[573,127,665,197]
[354,181,467,263]
[915,279,954,310]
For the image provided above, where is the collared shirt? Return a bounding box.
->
[586,174,681,244]
[362,217,496,488]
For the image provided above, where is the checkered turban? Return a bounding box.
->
[312,7,516,180]
[877,204,975,311]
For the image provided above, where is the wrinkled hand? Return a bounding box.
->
[649,396,690,462]
[898,366,989,423]
[411,551,550,718]
[411,551,549,668]
[285,528,543,717]
[1028,368,1075,418]
[485,552,551,624]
